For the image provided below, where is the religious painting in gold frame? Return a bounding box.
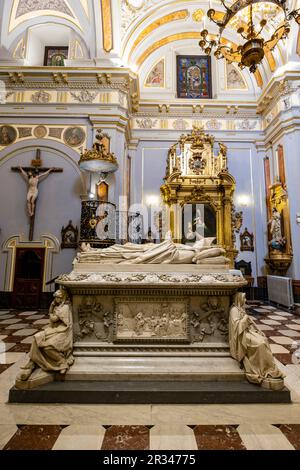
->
[177,55,212,99]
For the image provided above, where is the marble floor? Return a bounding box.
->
[1,303,300,450]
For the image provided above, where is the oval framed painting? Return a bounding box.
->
[63,127,86,147]
[0,125,17,146]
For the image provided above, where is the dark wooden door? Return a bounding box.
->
[12,248,45,309]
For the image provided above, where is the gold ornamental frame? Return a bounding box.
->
[160,127,237,266]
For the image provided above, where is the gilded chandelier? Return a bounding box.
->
[199,0,300,73]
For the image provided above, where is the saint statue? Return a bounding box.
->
[268,207,285,249]
[17,289,74,381]
[77,238,229,265]
[19,166,53,217]
[229,292,285,390]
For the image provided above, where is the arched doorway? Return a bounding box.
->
[12,248,45,309]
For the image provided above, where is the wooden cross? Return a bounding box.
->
[11,149,63,241]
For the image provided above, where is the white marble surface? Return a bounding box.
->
[269,344,290,354]
[286,324,300,331]
[253,309,271,313]
[0,343,16,353]
[292,319,300,325]
[20,337,34,344]
[150,404,300,425]
[12,329,38,336]
[66,356,244,381]
[260,320,281,325]
[4,323,28,330]
[278,330,300,337]
[33,319,49,325]
[52,424,106,450]
[256,325,273,331]
[150,424,197,450]
[0,319,22,325]
[0,315,14,320]
[268,315,287,321]
[0,424,18,449]
[0,336,7,340]
[0,311,10,315]
[0,352,25,364]
[237,423,294,450]
[269,336,295,345]
[26,315,45,320]
[19,312,38,316]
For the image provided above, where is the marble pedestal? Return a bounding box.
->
[56,264,247,384]
[11,265,291,403]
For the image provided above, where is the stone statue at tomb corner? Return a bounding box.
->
[229,292,285,390]
[16,289,74,382]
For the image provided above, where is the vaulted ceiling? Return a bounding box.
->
[0,0,299,98]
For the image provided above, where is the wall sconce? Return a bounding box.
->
[296,213,300,226]
[237,195,250,207]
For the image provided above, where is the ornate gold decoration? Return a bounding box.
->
[33,125,47,138]
[9,0,82,33]
[79,129,118,173]
[101,0,113,53]
[135,31,262,89]
[192,9,204,22]
[130,10,189,59]
[240,228,254,252]
[161,127,237,266]
[265,180,293,275]
[199,0,299,73]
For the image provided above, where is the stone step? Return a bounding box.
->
[65,356,245,382]
[9,380,291,404]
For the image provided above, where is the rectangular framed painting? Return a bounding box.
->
[177,55,212,99]
[44,47,69,66]
[182,203,216,245]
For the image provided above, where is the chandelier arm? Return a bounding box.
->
[200,0,297,73]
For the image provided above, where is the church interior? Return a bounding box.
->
[1,0,300,452]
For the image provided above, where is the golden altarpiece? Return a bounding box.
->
[161,127,237,266]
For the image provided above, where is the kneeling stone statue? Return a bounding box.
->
[17,288,74,382]
[229,293,285,390]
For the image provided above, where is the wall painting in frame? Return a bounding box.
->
[177,55,212,99]
[44,47,69,66]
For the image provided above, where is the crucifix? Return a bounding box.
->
[11,149,63,241]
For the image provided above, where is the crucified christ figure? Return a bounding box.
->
[19,166,53,217]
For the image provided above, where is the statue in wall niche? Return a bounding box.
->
[17,289,74,381]
[77,238,229,265]
[268,207,286,250]
[229,292,285,390]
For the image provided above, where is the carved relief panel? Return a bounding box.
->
[74,296,114,343]
[114,298,189,343]
[190,296,230,343]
